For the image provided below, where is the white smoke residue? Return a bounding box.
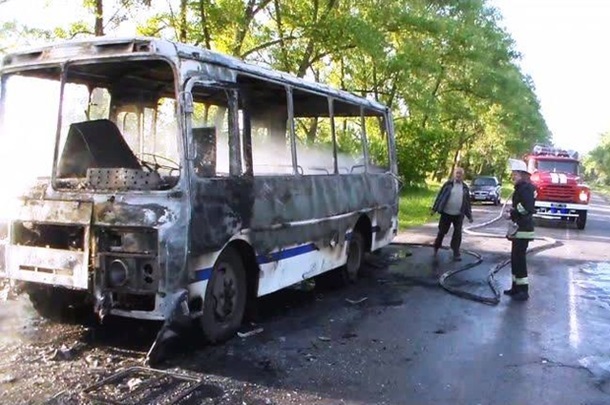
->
[249,136,364,176]
[0,76,60,221]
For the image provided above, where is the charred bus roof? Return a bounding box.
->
[1,36,388,114]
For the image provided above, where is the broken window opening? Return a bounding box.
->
[222,74,389,177]
[363,110,391,173]
[190,84,244,178]
[44,59,181,191]
[0,69,62,199]
[232,76,293,176]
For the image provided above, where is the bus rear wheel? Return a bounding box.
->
[200,247,247,344]
[344,231,365,282]
[316,231,365,289]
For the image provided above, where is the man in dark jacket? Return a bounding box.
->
[431,167,473,261]
[504,158,536,301]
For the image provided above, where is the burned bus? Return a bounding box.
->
[0,37,399,344]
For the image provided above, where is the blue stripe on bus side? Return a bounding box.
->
[194,242,318,281]
[194,227,382,281]
[256,243,318,265]
[195,267,213,281]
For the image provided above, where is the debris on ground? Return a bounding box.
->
[0,374,17,384]
[237,327,264,338]
[48,342,86,361]
[345,297,368,305]
[127,377,144,391]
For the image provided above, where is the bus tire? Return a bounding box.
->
[200,247,247,344]
[27,284,90,321]
[344,231,365,283]
[576,211,587,230]
[315,231,365,289]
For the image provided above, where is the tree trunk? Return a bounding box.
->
[450,147,460,178]
[94,0,104,36]
[306,118,318,144]
[179,0,188,42]
[198,0,212,49]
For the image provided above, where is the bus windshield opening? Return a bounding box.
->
[0,59,180,193]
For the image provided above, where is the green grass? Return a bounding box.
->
[501,185,513,201]
[397,181,513,230]
[398,183,441,229]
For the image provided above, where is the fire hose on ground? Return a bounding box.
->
[392,195,563,305]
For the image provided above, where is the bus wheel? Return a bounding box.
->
[344,231,365,283]
[200,247,247,344]
[576,211,587,230]
[27,284,90,321]
[315,231,365,289]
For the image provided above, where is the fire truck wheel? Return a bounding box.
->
[576,211,587,230]
[200,247,247,344]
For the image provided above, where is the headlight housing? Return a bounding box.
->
[98,227,159,292]
[108,259,129,287]
[579,190,589,203]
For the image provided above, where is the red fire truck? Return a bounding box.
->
[525,145,590,229]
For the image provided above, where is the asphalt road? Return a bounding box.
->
[1,195,610,404]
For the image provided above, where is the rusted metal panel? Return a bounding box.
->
[17,200,92,225]
[6,245,88,289]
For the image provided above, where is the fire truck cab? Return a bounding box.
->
[526,145,590,229]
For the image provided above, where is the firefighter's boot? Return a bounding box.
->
[510,284,529,301]
[503,283,518,296]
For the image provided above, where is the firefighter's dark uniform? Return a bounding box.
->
[505,178,536,300]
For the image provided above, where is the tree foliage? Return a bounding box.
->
[0,0,550,184]
[584,133,610,185]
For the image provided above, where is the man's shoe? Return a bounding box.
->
[453,255,462,262]
[510,291,529,301]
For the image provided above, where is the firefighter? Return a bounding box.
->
[504,158,536,301]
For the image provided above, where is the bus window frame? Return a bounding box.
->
[183,78,243,178]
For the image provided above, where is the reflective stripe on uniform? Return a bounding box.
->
[515,231,535,239]
[515,277,529,285]
[517,203,528,215]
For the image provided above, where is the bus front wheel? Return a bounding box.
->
[27,284,91,321]
[200,247,247,344]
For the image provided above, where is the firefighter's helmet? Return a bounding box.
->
[508,158,529,174]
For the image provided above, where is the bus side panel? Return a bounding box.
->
[370,205,399,252]
[257,242,346,296]
[188,173,398,259]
